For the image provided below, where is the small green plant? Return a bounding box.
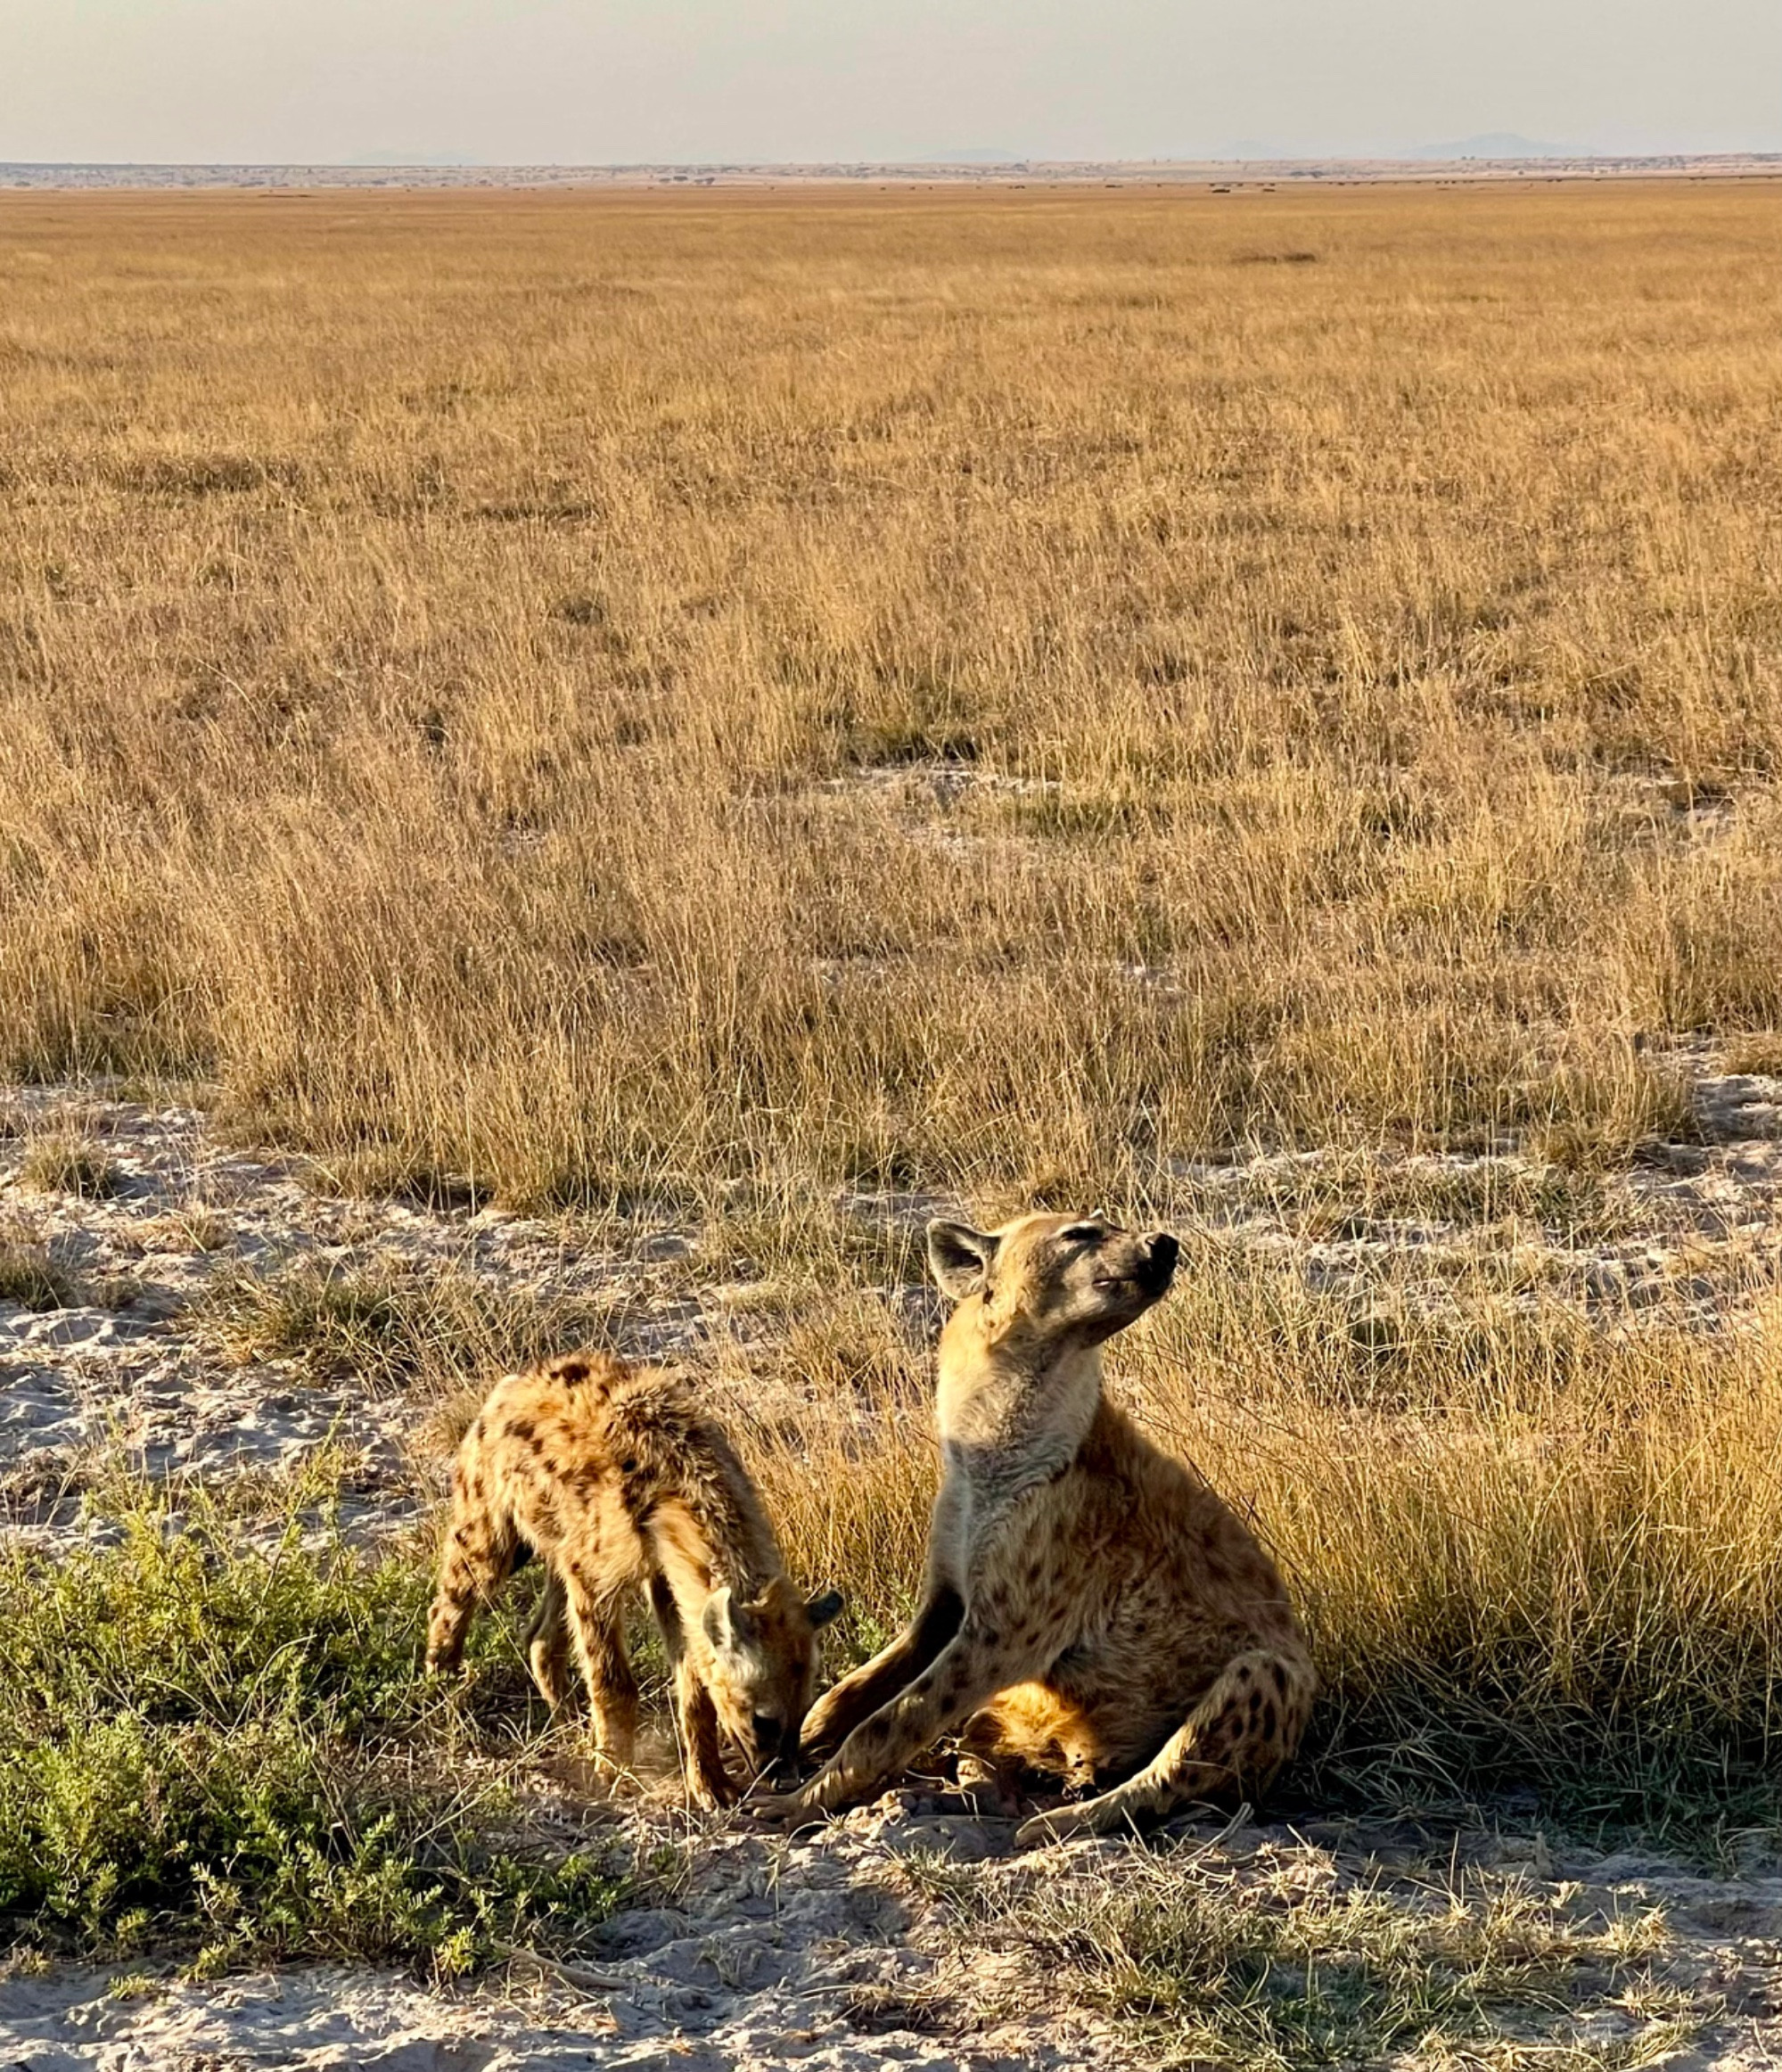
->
[0,1486,624,1971]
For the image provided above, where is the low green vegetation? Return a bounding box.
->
[0,1491,624,1975]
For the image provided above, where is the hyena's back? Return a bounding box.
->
[429,1351,766,1628]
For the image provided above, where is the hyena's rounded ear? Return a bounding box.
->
[806,1587,844,1630]
[926,1221,1000,1301]
[702,1586,756,1651]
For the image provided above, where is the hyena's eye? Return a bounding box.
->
[1061,1223,1103,1245]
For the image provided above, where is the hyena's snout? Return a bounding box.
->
[1139,1229,1179,1295]
[752,1714,803,1784]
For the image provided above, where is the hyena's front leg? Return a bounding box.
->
[800,1583,964,1760]
[1015,1648,1317,1847]
[650,1577,732,1808]
[767,1623,1047,1820]
[674,1660,735,1810]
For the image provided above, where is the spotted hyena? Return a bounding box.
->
[765,1213,1315,1844]
[426,1351,843,1808]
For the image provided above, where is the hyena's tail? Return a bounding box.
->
[1015,1646,1316,1846]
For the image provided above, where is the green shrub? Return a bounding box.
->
[0,1494,622,1972]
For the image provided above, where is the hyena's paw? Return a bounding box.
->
[737,1783,828,1827]
[1014,1801,1109,1849]
[686,1770,742,1814]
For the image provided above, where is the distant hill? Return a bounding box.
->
[1409,132,1572,160]
[349,149,480,168]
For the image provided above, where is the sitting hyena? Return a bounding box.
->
[769,1213,1315,1844]
[426,1350,843,1809]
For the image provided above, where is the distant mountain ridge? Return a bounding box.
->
[1409,132,1572,160]
[349,149,480,168]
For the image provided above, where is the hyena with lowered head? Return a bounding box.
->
[426,1350,843,1808]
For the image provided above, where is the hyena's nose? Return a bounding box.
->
[1144,1231,1180,1288]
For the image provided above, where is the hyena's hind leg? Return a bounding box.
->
[425,1462,524,1674]
[522,1568,576,1711]
[1015,1649,1317,1847]
[559,1568,640,1780]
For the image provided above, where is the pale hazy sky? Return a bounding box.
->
[4,0,1778,166]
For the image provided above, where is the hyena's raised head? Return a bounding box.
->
[701,1574,845,1783]
[927,1211,1180,1345]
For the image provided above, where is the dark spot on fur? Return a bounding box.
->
[1260,1699,1278,1739]
[555,1358,589,1384]
[620,1458,637,1475]
[1271,1661,1290,1695]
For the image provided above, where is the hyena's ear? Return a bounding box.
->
[805,1587,844,1630]
[702,1586,758,1652]
[926,1221,1000,1301]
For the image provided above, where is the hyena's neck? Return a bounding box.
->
[645,1471,782,1616]
[935,1304,1105,1459]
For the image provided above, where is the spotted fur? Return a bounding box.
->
[426,1351,842,1808]
[774,1213,1315,1845]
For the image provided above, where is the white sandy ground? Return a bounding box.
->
[10,1805,1782,2069]
[6,1066,1782,2067]
[0,1793,1124,2072]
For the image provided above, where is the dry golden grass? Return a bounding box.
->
[7,183,1782,1822]
[738,1266,1782,1821]
[5,183,1780,1202]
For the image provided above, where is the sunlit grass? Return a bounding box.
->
[1,184,1778,1204]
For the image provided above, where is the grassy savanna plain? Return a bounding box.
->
[4,180,1782,2049]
